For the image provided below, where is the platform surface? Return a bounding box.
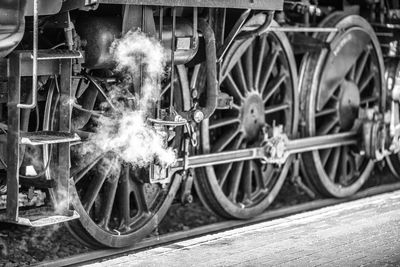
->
[87,189,400,267]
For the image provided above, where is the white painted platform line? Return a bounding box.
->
[86,190,400,267]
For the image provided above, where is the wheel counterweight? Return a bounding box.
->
[195,17,299,219]
[300,13,385,198]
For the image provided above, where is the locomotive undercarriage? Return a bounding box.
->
[1,0,400,248]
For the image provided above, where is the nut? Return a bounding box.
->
[193,110,204,123]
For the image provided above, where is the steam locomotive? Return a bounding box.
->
[0,0,400,248]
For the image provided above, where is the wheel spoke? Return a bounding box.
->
[228,160,245,202]
[255,36,267,90]
[316,117,339,135]
[73,153,104,184]
[259,48,279,93]
[209,117,240,130]
[85,75,119,112]
[264,103,290,115]
[242,161,252,201]
[315,108,337,118]
[119,166,132,229]
[252,161,263,193]
[360,95,379,105]
[320,148,333,167]
[319,127,340,166]
[326,146,341,181]
[318,84,340,112]
[225,74,245,101]
[234,59,249,93]
[133,182,151,214]
[347,64,356,81]
[82,159,113,212]
[262,73,287,104]
[218,163,233,187]
[260,164,274,189]
[339,146,350,184]
[355,48,371,84]
[359,71,375,94]
[245,43,254,91]
[98,178,119,229]
[160,78,178,97]
[218,134,244,186]
[231,103,241,111]
[212,129,240,153]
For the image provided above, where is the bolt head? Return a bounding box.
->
[193,110,204,123]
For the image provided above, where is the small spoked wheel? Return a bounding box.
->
[45,67,188,248]
[195,17,299,219]
[300,13,385,198]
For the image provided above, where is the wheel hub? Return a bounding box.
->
[241,93,265,141]
[338,80,360,131]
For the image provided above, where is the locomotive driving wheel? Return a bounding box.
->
[195,18,299,219]
[45,66,188,248]
[384,59,400,179]
[300,13,385,198]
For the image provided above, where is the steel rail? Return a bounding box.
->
[37,182,400,267]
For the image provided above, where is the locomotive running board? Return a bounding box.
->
[16,211,80,227]
[173,131,358,170]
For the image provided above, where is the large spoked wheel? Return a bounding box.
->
[45,66,189,248]
[300,13,385,198]
[195,18,299,219]
[384,59,400,179]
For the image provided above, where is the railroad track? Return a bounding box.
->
[37,182,400,267]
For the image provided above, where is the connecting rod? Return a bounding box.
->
[172,131,358,170]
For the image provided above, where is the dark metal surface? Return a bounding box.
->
[6,53,21,222]
[181,19,217,121]
[24,0,62,16]
[75,16,121,69]
[0,0,25,57]
[76,16,198,69]
[96,0,283,10]
[52,58,71,214]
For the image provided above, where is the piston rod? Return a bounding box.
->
[269,26,339,32]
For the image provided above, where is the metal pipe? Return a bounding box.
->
[169,7,176,111]
[269,26,339,32]
[217,9,250,62]
[286,132,358,154]
[191,19,218,122]
[236,11,274,40]
[18,0,38,109]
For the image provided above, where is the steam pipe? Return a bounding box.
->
[236,11,274,40]
[181,18,217,122]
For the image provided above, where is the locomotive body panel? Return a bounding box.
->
[63,0,283,10]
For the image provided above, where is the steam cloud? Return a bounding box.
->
[82,30,176,169]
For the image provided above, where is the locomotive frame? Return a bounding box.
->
[1,0,400,248]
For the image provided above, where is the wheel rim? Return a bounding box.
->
[384,59,400,179]
[197,18,298,219]
[300,14,385,197]
[46,67,188,248]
